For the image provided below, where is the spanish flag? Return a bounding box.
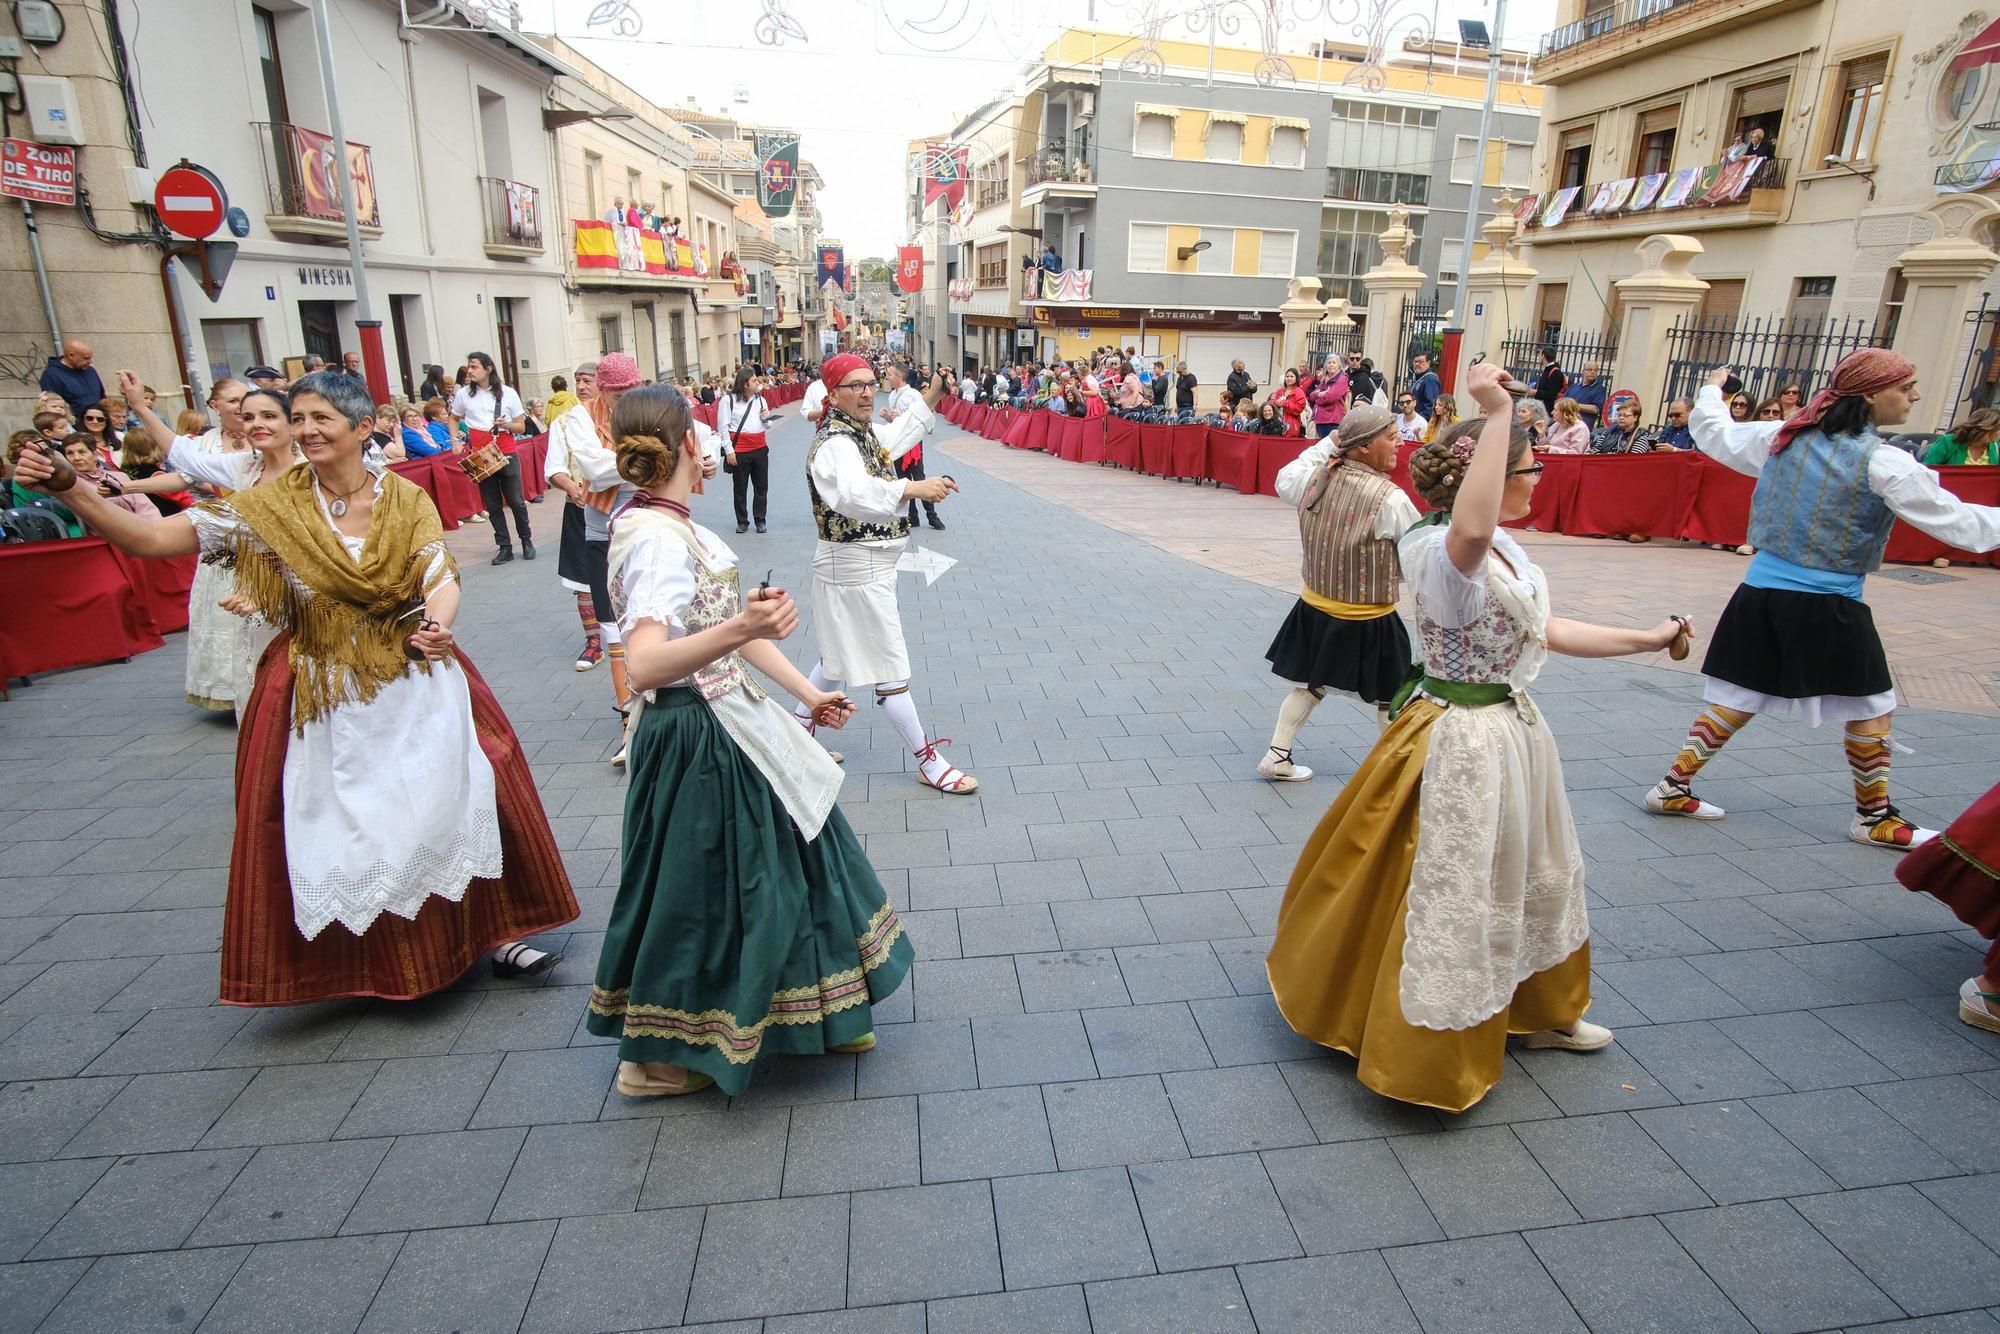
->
[575,220,618,270]
[673,238,695,273]
[640,229,668,274]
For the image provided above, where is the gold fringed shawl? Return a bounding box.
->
[202,465,458,731]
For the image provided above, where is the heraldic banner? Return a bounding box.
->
[755,130,800,218]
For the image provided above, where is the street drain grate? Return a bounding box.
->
[1877,568,1965,585]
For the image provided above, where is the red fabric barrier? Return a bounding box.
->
[1206,430,1256,492]
[1680,456,1755,547]
[1138,425,1174,476]
[1167,425,1207,480]
[1887,466,2000,566]
[1256,437,1311,498]
[1078,418,1109,464]
[1559,450,1691,539]
[0,538,165,680]
[127,551,196,634]
[983,409,1014,442]
[1106,417,1141,469]
[1051,418,1086,462]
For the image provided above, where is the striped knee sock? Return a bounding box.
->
[1658,704,1752,810]
[1845,728,1891,819]
[607,640,628,710]
[576,591,600,638]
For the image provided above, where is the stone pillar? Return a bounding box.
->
[1361,208,1428,387]
[1456,195,1537,392]
[1612,235,1710,417]
[1892,196,2000,433]
[1278,275,1327,378]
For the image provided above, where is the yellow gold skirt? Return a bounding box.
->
[1267,698,1592,1113]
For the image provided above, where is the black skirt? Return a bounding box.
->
[1702,583,1892,700]
[1266,599,1414,703]
[556,503,613,619]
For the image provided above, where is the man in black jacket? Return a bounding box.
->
[1175,362,1197,415]
[1225,359,1257,405]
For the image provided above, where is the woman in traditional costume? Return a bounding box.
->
[1267,363,1692,1112]
[120,372,301,721]
[1897,783,2000,1034]
[585,385,913,1099]
[175,377,251,710]
[15,371,577,1004]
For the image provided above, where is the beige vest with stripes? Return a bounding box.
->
[1299,461,1400,605]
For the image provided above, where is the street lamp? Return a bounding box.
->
[1176,240,1212,261]
[542,105,637,131]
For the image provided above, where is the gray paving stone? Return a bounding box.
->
[77,1006,250,1077]
[1594,957,1750,1023]
[1044,1074,1189,1170]
[467,1045,620,1128]
[35,1245,249,1334]
[641,1107,790,1207]
[1861,1074,2000,1172]
[340,1127,527,1234]
[330,993,481,1062]
[726,1051,856,1108]
[783,1095,918,1196]
[1385,1233,1588,1334]
[1084,1266,1255,1334]
[856,1018,976,1098]
[1236,1251,1423,1334]
[765,1304,923,1334]
[104,952,228,1010]
[0,1077,125,1164]
[1083,1001,1216,1077]
[198,1060,381,1149]
[1514,1110,1713,1219]
[1524,1215,1753,1334]
[1079,852,1176,898]
[1052,897,1158,949]
[1440,1054,1569,1128]
[1115,941,1235,1004]
[1751,1088,1959,1188]
[520,1207,704,1334]
[209,1003,368,1069]
[335,1052,503,1139]
[1189,994,1326,1067]
[0,958,151,1017]
[0,1013,139,1081]
[30,1148,249,1258]
[1688,947,1845,1012]
[954,903,1059,957]
[907,862,1001,910]
[493,1118,657,1220]
[358,1219,555,1334]
[0,1158,112,1263]
[991,1166,1155,1288]
[918,1084,1054,1183]
[1776,939,1933,1003]
[685,1193,849,1322]
[1390,1124,1582,1238]
[1129,1152,1301,1271]
[189,1137,394,1246]
[449,986,595,1054]
[995,857,1090,903]
[926,1284,1091,1334]
[1814,1001,1997,1079]
[911,956,1022,1021]
[1141,890,1253,944]
[1278,1058,1442,1142]
[1663,1200,1901,1334]
[971,1009,1097,1087]
[56,1068,255,1158]
[1161,1063,1313,1155]
[1261,1138,1442,1255]
[848,1179,1002,1306]
[1026,820,1120,861]
[0,1257,91,1333]
[199,1233,406,1334]
[1618,1019,1791,1103]
[1513,1042,1679,1115]
[1634,1102,1839,1204]
[1795,1183,2000,1318]
[1013,947,1130,1011]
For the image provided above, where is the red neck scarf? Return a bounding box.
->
[1772,348,1915,453]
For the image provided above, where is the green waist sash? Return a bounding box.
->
[1387,671,1514,720]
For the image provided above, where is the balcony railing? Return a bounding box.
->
[477,176,542,253]
[1522,155,1787,233]
[573,219,712,281]
[251,121,381,237]
[1325,167,1430,207]
[1539,0,1708,57]
[1020,267,1093,303]
[1938,158,2000,191]
[1020,145,1097,189]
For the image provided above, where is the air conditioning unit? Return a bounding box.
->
[1077,92,1095,119]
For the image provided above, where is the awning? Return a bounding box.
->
[1271,115,1312,132]
[1050,68,1100,88]
[1135,103,1183,119]
[1954,17,2000,72]
[1206,109,1251,126]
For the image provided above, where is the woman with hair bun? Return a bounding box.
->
[1267,362,1694,1112]
[586,385,914,1099]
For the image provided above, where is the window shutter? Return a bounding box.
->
[1129,223,1168,271]
[1197,226,1233,273]
[1206,120,1244,162]
[1843,53,1889,93]
[1637,105,1679,137]
[1258,229,1293,277]
[1270,125,1305,167]
[1436,239,1465,282]
[1734,78,1789,117]
[1136,113,1172,157]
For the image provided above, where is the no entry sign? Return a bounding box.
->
[1,139,76,205]
[154,162,227,240]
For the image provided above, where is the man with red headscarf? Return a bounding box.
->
[1645,354,2000,848]
[795,354,973,794]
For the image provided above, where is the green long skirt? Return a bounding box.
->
[586,689,913,1095]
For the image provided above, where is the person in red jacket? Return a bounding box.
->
[1274,368,1310,436]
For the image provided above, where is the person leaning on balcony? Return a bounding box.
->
[1039,244,1062,275]
[605,197,624,226]
[1545,397,1590,454]
[1926,409,2000,466]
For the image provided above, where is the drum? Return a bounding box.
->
[459,440,508,483]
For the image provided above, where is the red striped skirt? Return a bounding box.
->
[222,635,580,1005]
[1897,780,2000,971]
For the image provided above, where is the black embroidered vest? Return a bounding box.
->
[806,410,913,543]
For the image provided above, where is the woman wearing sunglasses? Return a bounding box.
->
[1268,361,1694,1112]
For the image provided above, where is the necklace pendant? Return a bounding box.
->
[328,498,347,518]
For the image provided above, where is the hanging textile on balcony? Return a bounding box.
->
[1658,166,1703,209]
[1037,269,1092,302]
[1697,159,1755,206]
[1540,187,1581,228]
[1628,173,1668,212]
[1584,178,1635,215]
[1512,193,1543,225]
[575,220,619,270]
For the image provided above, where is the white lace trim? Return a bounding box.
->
[1399,700,1589,1031]
[291,801,504,940]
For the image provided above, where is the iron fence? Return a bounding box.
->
[1497,327,1619,391]
[1659,313,1889,419]
[1393,297,1444,394]
[477,176,542,250]
[1307,324,1362,367]
[1958,293,2000,416]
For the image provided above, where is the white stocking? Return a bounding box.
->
[875,680,929,754]
[1269,687,1323,757]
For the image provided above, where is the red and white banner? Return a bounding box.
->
[896,245,924,293]
[922,145,969,213]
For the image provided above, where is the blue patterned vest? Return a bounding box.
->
[1745,428,1896,575]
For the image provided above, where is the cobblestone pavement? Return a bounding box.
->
[1,409,1998,1333]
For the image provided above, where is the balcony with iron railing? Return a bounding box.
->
[1938,158,2000,191]
[477,176,543,258]
[1019,144,1098,195]
[1519,155,1790,241]
[1534,0,1811,76]
[250,121,382,241]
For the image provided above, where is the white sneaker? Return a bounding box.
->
[1258,747,1313,782]
[1522,1019,1614,1052]
[1848,809,1937,850]
[1644,780,1725,820]
[1959,978,2000,1035]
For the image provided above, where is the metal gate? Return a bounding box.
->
[1306,323,1361,368]
[1659,313,1889,419]
[1393,297,1443,394]
[1958,293,2000,416]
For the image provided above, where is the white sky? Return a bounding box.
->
[523,0,1559,257]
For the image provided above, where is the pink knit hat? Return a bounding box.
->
[595,352,642,392]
